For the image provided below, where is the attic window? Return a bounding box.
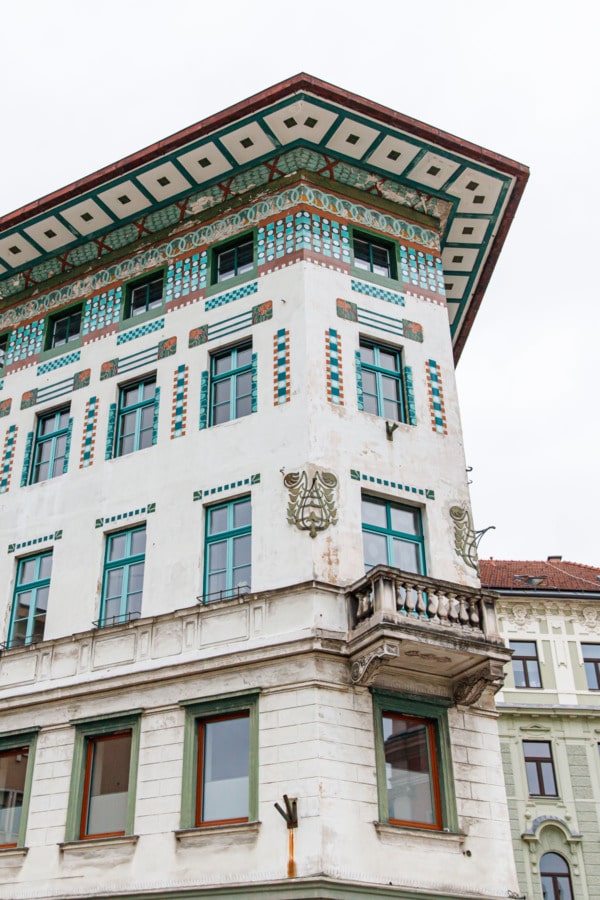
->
[466,181,479,191]
[9,246,21,255]
[462,226,474,235]
[81,212,93,222]
[427,165,441,176]
[157,176,170,187]
[44,229,57,239]
[387,150,401,161]
[283,117,297,128]
[240,137,254,149]
[304,117,317,128]
[514,575,547,586]
[198,157,211,168]
[118,195,131,205]
[346,134,360,145]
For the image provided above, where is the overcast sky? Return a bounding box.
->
[1,1,597,566]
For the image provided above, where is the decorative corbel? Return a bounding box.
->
[449,505,495,575]
[453,660,505,706]
[350,641,401,685]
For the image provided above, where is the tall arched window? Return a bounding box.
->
[540,852,573,900]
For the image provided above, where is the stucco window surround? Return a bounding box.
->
[0,729,38,851]
[178,690,260,834]
[371,688,458,834]
[64,711,142,844]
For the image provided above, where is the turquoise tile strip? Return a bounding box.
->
[205,281,258,312]
[0,424,18,494]
[404,365,417,426]
[351,279,405,307]
[355,350,364,411]
[171,365,188,439]
[37,350,81,375]
[7,319,45,367]
[152,387,160,446]
[96,503,156,528]
[80,397,98,468]
[8,530,62,553]
[165,251,206,303]
[350,469,434,500]
[400,245,445,295]
[117,317,165,345]
[83,287,122,336]
[199,370,209,430]
[193,473,261,501]
[105,403,117,460]
[326,328,344,405]
[274,329,290,404]
[20,431,33,487]
[426,358,447,435]
[251,353,258,413]
[63,418,73,474]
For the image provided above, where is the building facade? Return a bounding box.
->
[0,76,528,899]
[481,558,600,900]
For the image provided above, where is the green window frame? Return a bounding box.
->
[352,230,397,280]
[359,339,406,421]
[7,550,53,649]
[98,525,146,627]
[212,234,255,285]
[581,643,600,690]
[30,406,71,484]
[362,494,425,574]
[0,331,10,372]
[123,271,164,320]
[65,711,141,842]
[179,690,259,830]
[204,496,251,602]
[44,304,83,351]
[509,641,542,688]
[0,730,38,849]
[523,740,557,797]
[115,376,157,457]
[372,689,457,832]
[209,342,253,426]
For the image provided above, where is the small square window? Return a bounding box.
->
[283,117,297,128]
[124,272,164,319]
[213,235,254,285]
[115,376,157,457]
[204,496,251,602]
[9,246,21,255]
[0,732,37,848]
[45,305,82,350]
[353,231,396,280]
[304,117,317,128]
[452,255,464,264]
[98,525,146,627]
[427,165,441,176]
[44,229,57,239]
[30,406,71,484]
[118,195,131,205]
[7,551,53,649]
[0,332,10,370]
[240,137,254,149]
[198,157,211,168]
[66,714,141,842]
[509,641,542,688]
[346,134,360,145]
[80,212,94,223]
[462,226,474,236]
[387,150,401,161]
[466,181,479,191]
[179,692,259,830]
[157,175,170,187]
[473,195,485,204]
[523,741,557,796]
[582,644,600,690]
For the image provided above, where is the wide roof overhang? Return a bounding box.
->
[0,74,528,360]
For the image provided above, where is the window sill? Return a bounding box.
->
[350,268,403,293]
[118,306,165,331]
[175,821,260,847]
[38,340,83,363]
[59,834,139,855]
[374,822,465,851]
[0,846,28,860]
[204,272,257,298]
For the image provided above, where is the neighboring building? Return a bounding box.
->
[481,557,600,900]
[0,75,528,900]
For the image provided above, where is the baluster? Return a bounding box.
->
[437,592,449,625]
[427,589,440,623]
[447,592,459,624]
[395,580,407,615]
[404,582,416,616]
[468,597,480,629]
[415,586,427,618]
[458,595,470,626]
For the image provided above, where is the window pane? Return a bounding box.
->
[233,534,251,568]
[108,534,128,561]
[363,532,388,569]
[208,541,227,572]
[392,538,422,574]
[86,733,131,836]
[236,395,252,418]
[208,507,228,536]
[207,571,227,598]
[130,529,146,557]
[362,497,387,529]
[19,560,37,585]
[214,381,230,404]
[359,344,375,365]
[383,714,436,826]
[105,569,124,601]
[38,555,53,580]
[201,716,249,822]
[526,742,552,759]
[237,346,253,368]
[379,350,399,372]
[233,500,251,530]
[390,506,420,536]
[214,353,233,375]
[583,644,600,660]
[141,380,156,401]
[0,748,28,845]
[512,659,527,688]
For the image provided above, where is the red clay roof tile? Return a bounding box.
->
[480,559,600,593]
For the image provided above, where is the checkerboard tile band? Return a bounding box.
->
[0,424,18,494]
[116,317,165,346]
[37,350,81,375]
[171,364,188,439]
[273,329,290,405]
[326,328,344,406]
[80,397,99,468]
[426,359,448,435]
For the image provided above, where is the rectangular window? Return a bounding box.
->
[213,235,254,284]
[124,272,164,319]
[99,526,146,627]
[0,732,37,849]
[31,406,70,483]
[210,342,253,426]
[372,690,456,832]
[359,339,405,421]
[510,641,542,688]
[523,741,557,796]
[204,497,251,602]
[353,231,395,279]
[362,495,425,574]
[65,713,140,843]
[7,551,53,649]
[0,332,10,370]
[180,691,259,830]
[116,376,157,456]
[582,644,600,690]
[45,305,82,350]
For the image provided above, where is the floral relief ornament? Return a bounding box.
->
[283,469,338,538]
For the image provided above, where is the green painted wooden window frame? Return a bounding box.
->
[209,342,253,426]
[42,303,83,356]
[207,232,256,294]
[115,375,157,457]
[0,331,11,373]
[203,496,251,602]
[7,550,53,649]
[30,406,71,484]
[361,494,426,574]
[65,711,142,842]
[122,270,165,322]
[509,640,542,689]
[371,689,457,832]
[358,339,406,422]
[581,643,600,690]
[351,228,399,286]
[179,690,259,829]
[0,729,38,848]
[99,525,146,628]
